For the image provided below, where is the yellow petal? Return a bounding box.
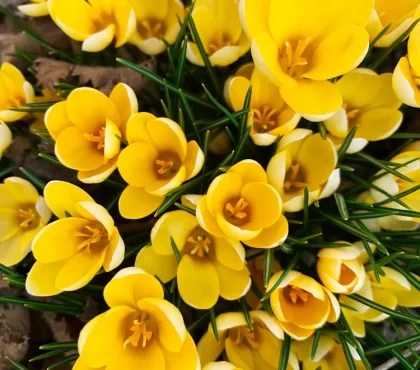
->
[207,173,242,216]
[75,201,114,235]
[196,195,226,237]
[0,208,19,243]
[162,333,200,370]
[211,0,243,44]
[125,112,155,144]
[366,72,402,110]
[4,177,39,204]
[408,17,420,75]
[135,245,178,283]
[82,25,115,52]
[137,297,187,352]
[357,287,397,322]
[109,83,138,136]
[151,210,198,255]
[26,260,67,297]
[18,2,49,17]
[118,185,164,219]
[342,308,365,338]
[104,267,164,309]
[215,261,251,301]
[77,156,118,184]
[73,358,105,370]
[279,321,315,341]
[225,337,254,369]
[128,0,168,19]
[145,164,186,196]
[134,37,167,56]
[355,108,403,141]
[0,233,28,267]
[197,330,225,366]
[104,119,121,159]
[224,76,250,111]
[228,159,267,184]
[217,213,261,241]
[209,39,251,67]
[55,126,105,171]
[0,121,12,157]
[280,79,342,122]
[44,101,74,140]
[113,6,136,48]
[80,306,135,368]
[178,254,220,309]
[56,249,106,291]
[390,285,420,307]
[103,226,124,272]
[184,141,205,180]
[190,6,218,53]
[213,236,245,270]
[324,108,348,139]
[238,0,270,39]
[392,56,420,108]
[244,214,289,249]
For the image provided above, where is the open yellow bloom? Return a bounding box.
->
[239,0,373,121]
[293,335,365,370]
[197,160,288,248]
[26,181,124,296]
[325,69,403,154]
[74,267,199,370]
[267,130,340,212]
[198,311,299,370]
[0,177,51,267]
[18,0,49,17]
[117,113,204,219]
[268,270,340,340]
[224,63,300,146]
[135,209,251,310]
[340,267,420,337]
[47,0,136,52]
[45,84,138,184]
[367,0,420,47]
[187,0,250,67]
[0,121,12,159]
[393,7,420,107]
[317,243,366,294]
[0,62,34,122]
[128,0,185,55]
[203,362,242,370]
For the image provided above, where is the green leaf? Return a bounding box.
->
[340,335,357,370]
[365,333,420,356]
[278,333,291,370]
[368,22,393,50]
[0,166,14,178]
[0,263,23,277]
[390,133,420,139]
[209,307,220,342]
[47,354,79,370]
[317,121,327,140]
[250,279,273,315]
[303,184,309,229]
[7,358,28,370]
[337,126,357,161]
[232,126,252,163]
[339,302,359,312]
[240,86,252,138]
[337,163,354,172]
[196,109,250,131]
[334,193,349,220]
[174,202,196,215]
[311,331,322,360]
[374,184,420,206]
[390,261,420,291]
[187,311,210,332]
[160,99,172,118]
[354,220,388,255]
[39,341,78,351]
[30,349,68,362]
[19,167,45,190]
[175,37,188,86]
[241,297,254,330]
[38,153,65,168]
[263,249,274,288]
[364,252,403,273]
[170,237,182,263]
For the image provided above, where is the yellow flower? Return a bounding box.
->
[267,270,340,340]
[317,243,366,294]
[18,0,49,17]
[325,69,403,154]
[196,160,288,248]
[47,0,136,52]
[128,0,185,55]
[135,209,251,310]
[224,63,300,146]
[203,362,242,370]
[393,7,420,107]
[30,89,62,136]
[198,311,299,370]
[340,267,420,337]
[245,254,281,309]
[353,240,376,264]
[267,130,340,212]
[187,0,250,67]
[366,0,420,47]
[117,113,204,219]
[293,335,365,370]
[0,62,35,122]
[26,181,124,296]
[74,267,199,370]
[0,121,12,158]
[0,177,51,267]
[239,0,374,121]
[45,84,138,184]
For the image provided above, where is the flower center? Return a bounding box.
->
[338,264,356,285]
[208,32,233,54]
[185,227,213,258]
[74,222,108,253]
[154,152,181,180]
[124,313,153,348]
[253,105,278,133]
[84,127,105,150]
[280,37,311,78]
[284,163,306,192]
[284,286,310,304]
[224,197,250,226]
[231,326,259,349]
[17,205,39,230]
[4,95,25,109]
[138,18,166,39]
[342,102,360,120]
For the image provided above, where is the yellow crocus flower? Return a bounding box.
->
[135,209,251,310]
[367,0,420,47]
[74,267,199,370]
[128,0,185,55]
[198,311,299,370]
[267,130,340,213]
[224,63,301,146]
[26,181,124,296]
[45,84,138,184]
[203,362,242,370]
[117,113,204,219]
[293,335,365,370]
[0,121,12,159]
[18,0,49,17]
[0,177,52,267]
[268,270,340,340]
[0,62,34,122]
[187,0,251,67]
[197,160,288,248]
[47,0,136,52]
[325,69,403,154]
[317,243,366,295]
[239,0,374,121]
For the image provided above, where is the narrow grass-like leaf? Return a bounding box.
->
[188,312,210,332]
[251,279,273,315]
[340,336,357,370]
[368,23,393,51]
[30,349,68,362]
[317,121,327,140]
[334,193,349,220]
[178,108,185,131]
[311,331,322,360]
[232,126,252,163]
[374,184,420,206]
[337,163,354,172]
[263,249,274,288]
[7,358,28,370]
[241,297,254,330]
[390,261,420,291]
[170,237,182,263]
[47,354,79,370]
[0,166,14,178]
[39,153,65,168]
[240,86,252,138]
[303,184,309,229]
[39,342,78,351]
[365,334,420,356]
[278,334,291,370]
[195,109,249,131]
[210,150,235,180]
[19,167,45,190]
[390,133,420,139]
[209,308,220,342]
[175,37,188,86]
[160,99,172,118]
[365,252,403,273]
[337,126,358,161]
[175,203,196,215]
[0,263,22,277]
[354,220,388,255]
